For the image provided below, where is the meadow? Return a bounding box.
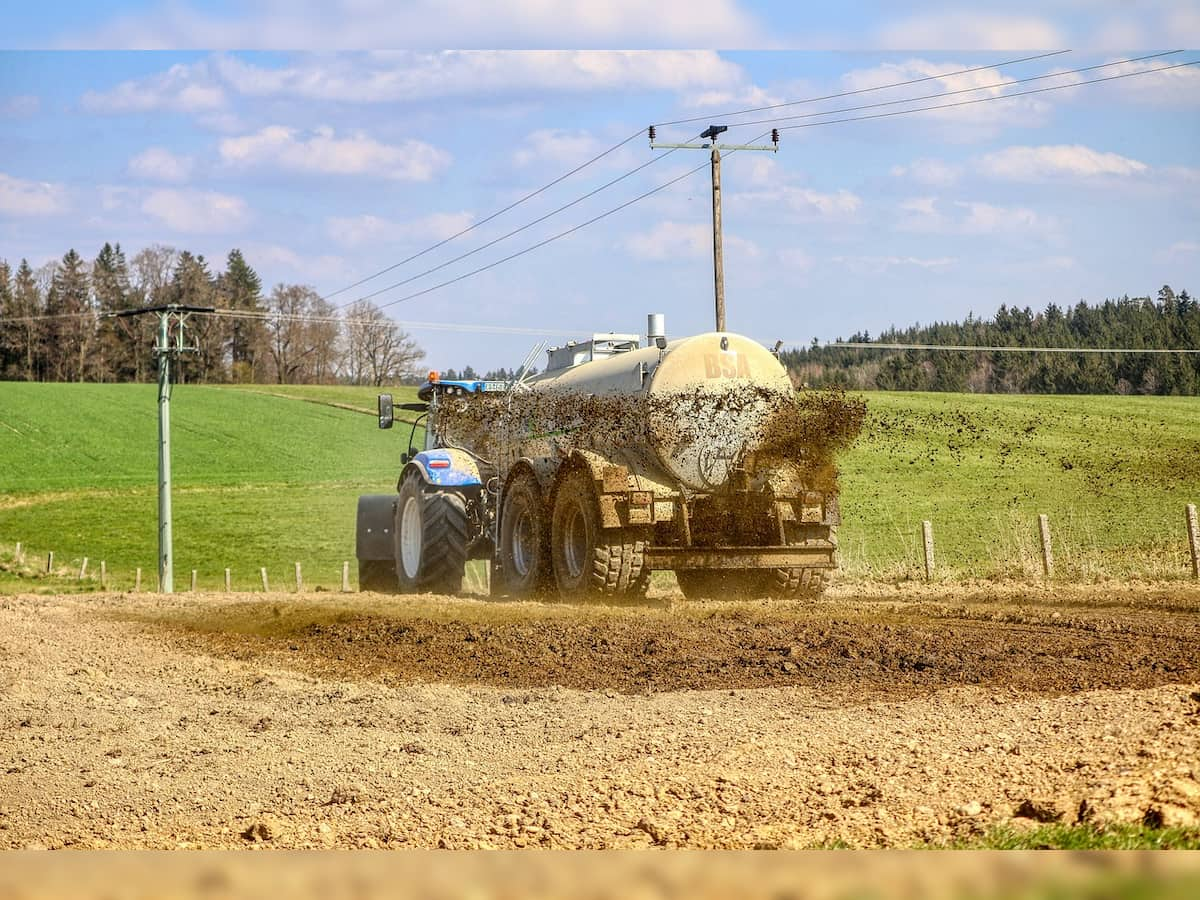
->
[1,382,1197,591]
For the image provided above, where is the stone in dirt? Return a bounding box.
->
[240,819,274,842]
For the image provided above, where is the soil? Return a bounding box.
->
[2,581,1198,849]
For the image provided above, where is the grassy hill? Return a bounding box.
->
[1,383,1197,591]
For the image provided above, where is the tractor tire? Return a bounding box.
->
[393,473,469,594]
[358,559,396,593]
[550,467,650,601]
[497,471,552,597]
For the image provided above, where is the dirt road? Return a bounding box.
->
[2,582,1198,848]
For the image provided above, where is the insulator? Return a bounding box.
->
[771,128,779,144]
[648,125,656,141]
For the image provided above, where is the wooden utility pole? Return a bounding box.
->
[649,124,778,332]
[710,144,725,331]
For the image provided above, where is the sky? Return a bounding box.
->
[1,2,1198,372]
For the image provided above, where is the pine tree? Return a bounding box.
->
[92,243,136,381]
[44,249,92,382]
[217,249,265,383]
[170,252,224,383]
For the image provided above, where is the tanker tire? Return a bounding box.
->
[498,471,552,597]
[551,467,650,600]
[358,559,396,593]
[394,474,469,594]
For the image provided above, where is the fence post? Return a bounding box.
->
[79,557,88,579]
[135,567,142,592]
[190,570,197,592]
[341,561,350,593]
[100,560,107,589]
[224,568,232,592]
[260,567,269,592]
[295,562,303,592]
[46,551,54,574]
[1038,514,1054,577]
[1187,503,1199,579]
[14,541,21,563]
[921,521,934,580]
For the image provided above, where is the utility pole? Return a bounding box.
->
[649,124,779,332]
[112,304,213,592]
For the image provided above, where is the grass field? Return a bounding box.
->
[1,382,1197,591]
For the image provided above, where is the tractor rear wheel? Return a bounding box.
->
[393,473,469,594]
[550,467,650,600]
[498,471,551,597]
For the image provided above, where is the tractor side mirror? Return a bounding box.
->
[377,394,394,429]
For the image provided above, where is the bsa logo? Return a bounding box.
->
[703,352,751,379]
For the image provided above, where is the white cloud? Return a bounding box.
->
[832,255,955,273]
[141,189,249,233]
[0,173,67,216]
[81,61,225,113]
[737,157,862,220]
[978,144,1148,180]
[1159,240,1200,261]
[890,158,962,187]
[326,212,475,247]
[622,221,759,262]
[777,248,813,270]
[957,201,1051,235]
[61,1,759,49]
[1097,58,1200,107]
[128,146,195,183]
[1,95,40,117]
[838,58,1054,140]
[244,243,347,283]
[896,196,1054,235]
[514,129,609,169]
[875,13,1064,49]
[219,126,450,181]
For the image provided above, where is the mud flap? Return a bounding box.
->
[356,494,396,561]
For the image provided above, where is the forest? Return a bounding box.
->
[780,286,1200,395]
[0,244,424,386]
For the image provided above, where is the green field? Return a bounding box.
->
[1,382,1197,592]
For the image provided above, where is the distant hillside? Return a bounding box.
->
[781,285,1199,395]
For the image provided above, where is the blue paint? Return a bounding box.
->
[413,450,481,487]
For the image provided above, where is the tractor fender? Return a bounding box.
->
[356,494,396,562]
[397,448,483,490]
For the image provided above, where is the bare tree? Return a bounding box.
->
[343,300,426,386]
[265,284,343,384]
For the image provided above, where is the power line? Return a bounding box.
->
[334,56,1196,312]
[334,132,703,308]
[654,49,1072,127]
[708,50,1183,131]
[200,308,583,337]
[321,50,1082,305]
[817,342,1200,354]
[773,59,1199,134]
[321,129,646,304]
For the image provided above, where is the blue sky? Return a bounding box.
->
[1,3,1199,371]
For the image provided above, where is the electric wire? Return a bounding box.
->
[321,128,646,302]
[688,50,1183,131]
[818,342,1200,354]
[653,49,1072,127]
[320,50,1081,304]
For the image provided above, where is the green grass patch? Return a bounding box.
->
[942,822,1200,850]
[1,383,1198,591]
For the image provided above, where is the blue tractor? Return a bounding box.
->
[355,374,508,593]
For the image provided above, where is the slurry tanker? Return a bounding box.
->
[356,315,859,600]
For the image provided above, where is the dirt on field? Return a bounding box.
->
[1,581,1199,849]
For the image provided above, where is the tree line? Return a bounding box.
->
[0,244,425,386]
[781,286,1200,395]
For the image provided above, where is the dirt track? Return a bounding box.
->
[2,582,1198,848]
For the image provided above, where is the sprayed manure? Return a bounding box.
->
[439,385,866,486]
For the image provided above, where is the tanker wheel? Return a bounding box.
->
[357,559,396,593]
[393,473,469,594]
[550,467,650,601]
[498,471,551,597]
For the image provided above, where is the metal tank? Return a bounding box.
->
[524,330,795,493]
